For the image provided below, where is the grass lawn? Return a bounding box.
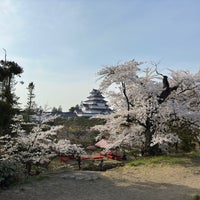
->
[128,151,200,167]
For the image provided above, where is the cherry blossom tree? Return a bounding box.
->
[93,60,200,155]
[0,114,85,175]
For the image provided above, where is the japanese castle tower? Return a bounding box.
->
[76,89,111,117]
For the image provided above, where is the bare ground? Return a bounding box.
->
[0,164,200,200]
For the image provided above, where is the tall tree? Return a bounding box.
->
[69,104,80,113]
[51,106,62,114]
[26,82,36,122]
[51,107,58,113]
[57,105,62,113]
[93,60,200,155]
[0,57,23,134]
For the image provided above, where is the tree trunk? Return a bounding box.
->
[143,117,154,156]
[26,161,32,175]
[144,132,153,155]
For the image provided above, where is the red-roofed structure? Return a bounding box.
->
[95,139,112,149]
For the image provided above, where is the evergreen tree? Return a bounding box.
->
[0,58,23,135]
[26,82,36,122]
[51,106,62,114]
[57,105,62,113]
[69,104,80,113]
[51,107,58,113]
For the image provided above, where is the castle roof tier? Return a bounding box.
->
[76,89,112,117]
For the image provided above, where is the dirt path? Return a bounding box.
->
[0,164,200,200]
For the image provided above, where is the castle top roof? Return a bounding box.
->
[77,89,111,117]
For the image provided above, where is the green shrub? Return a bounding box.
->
[0,159,25,188]
[193,194,200,200]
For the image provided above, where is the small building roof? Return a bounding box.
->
[95,139,113,149]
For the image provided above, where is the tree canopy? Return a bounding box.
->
[0,59,23,134]
[93,60,200,155]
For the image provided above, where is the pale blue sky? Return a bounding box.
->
[1,0,200,111]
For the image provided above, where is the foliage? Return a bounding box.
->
[68,104,80,113]
[193,194,200,200]
[93,60,200,155]
[0,159,24,188]
[51,106,62,114]
[25,82,36,122]
[170,122,200,152]
[63,117,105,128]
[0,59,23,134]
[0,114,85,175]
[58,117,105,147]
[0,101,13,133]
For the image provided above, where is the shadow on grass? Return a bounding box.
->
[0,170,199,200]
